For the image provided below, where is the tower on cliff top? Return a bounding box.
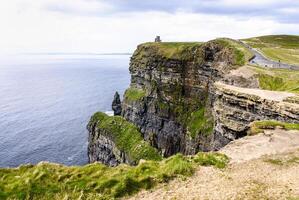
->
[155,36,161,42]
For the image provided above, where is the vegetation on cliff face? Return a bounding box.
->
[0,153,229,200]
[187,108,214,138]
[89,112,162,163]
[249,120,299,135]
[251,66,299,93]
[160,92,214,139]
[124,87,146,102]
[213,38,254,66]
[243,35,299,65]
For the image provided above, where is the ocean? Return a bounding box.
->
[0,54,131,167]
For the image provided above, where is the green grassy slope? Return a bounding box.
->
[242,35,299,65]
[0,153,228,200]
[89,112,162,163]
[248,66,299,94]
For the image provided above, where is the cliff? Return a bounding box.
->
[121,39,251,156]
[87,112,161,166]
[88,38,299,166]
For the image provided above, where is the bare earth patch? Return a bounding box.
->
[216,81,295,101]
[221,129,299,163]
[128,129,299,200]
[228,65,258,79]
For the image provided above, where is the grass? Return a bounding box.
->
[0,153,229,200]
[187,108,214,138]
[261,48,299,65]
[242,35,299,65]
[124,87,146,102]
[284,96,299,104]
[137,42,203,60]
[265,156,299,166]
[249,65,299,93]
[265,158,284,165]
[249,120,299,135]
[216,38,254,65]
[287,197,299,200]
[89,112,162,163]
[136,39,252,66]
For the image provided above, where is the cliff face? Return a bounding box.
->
[88,39,299,166]
[213,82,299,148]
[87,112,161,166]
[121,40,245,156]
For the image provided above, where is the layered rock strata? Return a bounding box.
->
[121,40,246,156]
[88,39,299,166]
[212,82,299,149]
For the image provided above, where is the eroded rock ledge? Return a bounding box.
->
[213,82,299,149]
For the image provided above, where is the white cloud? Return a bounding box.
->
[44,0,114,15]
[0,0,298,55]
[216,0,281,6]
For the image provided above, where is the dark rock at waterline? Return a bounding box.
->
[112,91,122,116]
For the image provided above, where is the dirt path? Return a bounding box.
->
[220,129,299,163]
[128,129,299,200]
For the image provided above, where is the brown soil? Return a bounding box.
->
[127,129,299,200]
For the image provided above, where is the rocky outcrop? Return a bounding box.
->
[213,82,299,149]
[88,133,129,166]
[87,112,161,166]
[112,91,122,115]
[223,66,259,88]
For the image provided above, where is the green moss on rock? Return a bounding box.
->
[124,87,146,101]
[187,108,214,139]
[249,120,299,135]
[89,112,162,163]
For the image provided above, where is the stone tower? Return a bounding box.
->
[155,36,161,42]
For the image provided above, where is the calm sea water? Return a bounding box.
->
[0,54,131,167]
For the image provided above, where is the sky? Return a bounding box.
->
[0,0,299,54]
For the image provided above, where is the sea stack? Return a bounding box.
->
[112,91,122,115]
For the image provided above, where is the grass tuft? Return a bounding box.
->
[265,156,299,166]
[249,120,299,135]
[193,152,229,169]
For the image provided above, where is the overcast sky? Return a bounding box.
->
[1,0,298,54]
